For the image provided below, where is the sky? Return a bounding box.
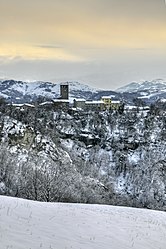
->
[0,0,166,89]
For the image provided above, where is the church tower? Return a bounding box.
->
[60,82,69,99]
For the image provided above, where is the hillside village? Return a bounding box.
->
[10,82,122,112]
[7,82,152,114]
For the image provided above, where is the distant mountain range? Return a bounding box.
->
[117,79,166,93]
[0,79,121,104]
[117,79,166,103]
[0,80,99,103]
[0,79,166,104]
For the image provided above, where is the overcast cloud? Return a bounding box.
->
[0,0,166,89]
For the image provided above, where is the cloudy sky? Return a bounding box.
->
[0,0,166,89]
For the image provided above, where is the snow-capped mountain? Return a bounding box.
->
[0,78,166,104]
[0,79,100,103]
[116,79,166,103]
[117,79,166,93]
[0,79,136,104]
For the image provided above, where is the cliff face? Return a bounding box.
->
[0,105,166,210]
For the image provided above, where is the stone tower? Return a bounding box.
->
[60,82,69,99]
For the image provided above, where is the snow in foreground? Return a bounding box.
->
[0,196,166,249]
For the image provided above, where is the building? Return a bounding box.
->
[52,99,69,110]
[101,96,112,110]
[73,98,105,111]
[38,101,54,110]
[101,96,122,110]
[85,100,105,111]
[111,100,121,110]
[49,82,70,110]
[73,99,86,109]
[73,98,122,112]
[60,82,69,99]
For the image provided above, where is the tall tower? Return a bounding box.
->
[60,82,69,99]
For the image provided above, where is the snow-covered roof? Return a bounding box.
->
[101,96,111,99]
[111,100,120,104]
[124,105,149,110]
[39,102,53,106]
[53,99,69,103]
[74,98,86,102]
[85,100,104,104]
[12,104,24,107]
[12,103,35,108]
[139,106,150,110]
[60,82,69,86]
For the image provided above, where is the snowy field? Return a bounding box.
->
[0,196,166,249]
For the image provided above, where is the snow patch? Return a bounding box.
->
[1,196,166,249]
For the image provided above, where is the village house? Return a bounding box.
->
[73,99,86,109]
[85,100,105,111]
[52,99,69,110]
[101,96,112,110]
[73,97,122,112]
[111,100,121,110]
[101,96,121,110]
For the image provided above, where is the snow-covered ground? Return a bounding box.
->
[0,196,166,249]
